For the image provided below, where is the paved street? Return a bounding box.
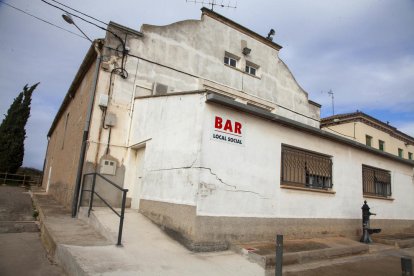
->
[0,185,64,276]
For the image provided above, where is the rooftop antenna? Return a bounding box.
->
[328,89,335,115]
[186,0,237,11]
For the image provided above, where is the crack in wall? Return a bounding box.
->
[223,189,270,199]
[150,165,236,189]
[150,165,271,198]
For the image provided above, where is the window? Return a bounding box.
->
[245,65,257,76]
[378,140,385,151]
[281,145,333,190]
[224,56,237,67]
[408,152,413,160]
[398,148,403,158]
[365,135,372,147]
[362,165,391,198]
[245,61,259,76]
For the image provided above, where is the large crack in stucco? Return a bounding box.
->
[223,188,270,199]
[150,165,270,199]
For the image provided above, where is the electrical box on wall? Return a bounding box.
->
[104,113,117,127]
[99,94,109,108]
[100,159,116,175]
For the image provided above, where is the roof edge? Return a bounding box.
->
[108,21,143,37]
[47,41,99,137]
[201,7,283,51]
[321,111,414,144]
[206,93,414,166]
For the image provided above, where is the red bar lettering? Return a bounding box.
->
[215,116,223,129]
[224,120,233,132]
[234,122,242,134]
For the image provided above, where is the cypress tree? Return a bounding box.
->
[0,83,39,173]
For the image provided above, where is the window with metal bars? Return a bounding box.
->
[362,165,391,198]
[281,145,333,189]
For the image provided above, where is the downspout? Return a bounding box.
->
[40,136,50,186]
[71,40,103,217]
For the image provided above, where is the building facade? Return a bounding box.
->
[321,112,414,160]
[42,9,414,251]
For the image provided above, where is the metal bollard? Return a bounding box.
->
[402,257,413,276]
[275,234,283,276]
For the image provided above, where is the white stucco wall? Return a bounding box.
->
[124,12,320,127]
[197,102,414,220]
[127,94,206,206]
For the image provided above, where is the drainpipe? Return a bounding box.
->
[71,40,103,217]
[40,136,50,187]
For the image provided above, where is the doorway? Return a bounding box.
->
[131,147,145,209]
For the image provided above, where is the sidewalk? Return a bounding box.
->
[32,189,414,276]
[32,190,264,276]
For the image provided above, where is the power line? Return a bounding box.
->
[0,0,88,41]
[41,0,129,78]
[41,0,107,32]
[49,0,107,26]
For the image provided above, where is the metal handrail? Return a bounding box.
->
[0,172,41,186]
[80,172,128,246]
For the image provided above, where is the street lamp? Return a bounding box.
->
[61,13,128,78]
[62,14,92,42]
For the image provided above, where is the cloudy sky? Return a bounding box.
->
[1,0,413,169]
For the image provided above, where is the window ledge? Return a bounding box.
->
[363,195,394,201]
[224,64,261,79]
[280,185,336,195]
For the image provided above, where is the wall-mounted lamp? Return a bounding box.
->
[242,47,251,55]
[266,29,275,41]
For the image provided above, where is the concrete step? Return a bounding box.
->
[232,237,369,269]
[32,192,111,258]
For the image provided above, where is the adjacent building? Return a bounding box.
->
[42,8,414,251]
[321,112,414,160]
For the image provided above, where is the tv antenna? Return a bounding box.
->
[186,0,237,11]
[327,89,335,115]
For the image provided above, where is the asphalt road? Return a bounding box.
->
[0,185,65,276]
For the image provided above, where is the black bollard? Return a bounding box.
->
[401,256,413,276]
[275,234,283,276]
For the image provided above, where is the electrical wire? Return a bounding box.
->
[325,126,356,139]
[41,0,107,32]
[0,0,88,41]
[49,0,107,26]
[41,0,128,78]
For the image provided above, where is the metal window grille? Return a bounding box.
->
[281,145,333,189]
[362,165,391,197]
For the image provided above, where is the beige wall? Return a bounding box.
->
[42,60,97,209]
[323,121,414,160]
